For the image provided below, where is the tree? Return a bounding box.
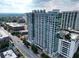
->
[11,32,17,35]
[31,44,38,54]
[56,33,63,39]
[12,19,17,22]
[65,34,71,39]
[11,32,20,36]
[41,53,50,58]
[73,52,79,58]
[73,47,79,58]
[23,39,30,48]
[0,42,9,49]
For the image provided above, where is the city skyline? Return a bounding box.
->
[0,9,79,58]
[0,0,79,13]
[0,0,79,58]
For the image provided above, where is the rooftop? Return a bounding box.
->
[58,30,79,41]
[3,49,17,58]
[70,33,79,40]
[6,22,24,27]
[0,27,9,39]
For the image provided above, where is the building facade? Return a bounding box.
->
[5,23,25,33]
[46,10,61,55]
[57,30,79,58]
[26,10,61,57]
[61,11,79,31]
[0,28,11,49]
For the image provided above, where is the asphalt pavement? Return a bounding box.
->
[1,27,39,58]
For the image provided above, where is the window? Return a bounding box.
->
[62,47,68,56]
[62,41,70,48]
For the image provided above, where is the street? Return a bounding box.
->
[1,27,39,58]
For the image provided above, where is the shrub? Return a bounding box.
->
[41,53,50,58]
[65,34,71,39]
[23,39,30,48]
[73,47,79,58]
[11,32,20,36]
[31,44,38,54]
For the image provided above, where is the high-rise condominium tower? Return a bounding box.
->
[26,10,61,57]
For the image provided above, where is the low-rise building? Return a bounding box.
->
[3,49,17,58]
[57,30,79,58]
[19,30,28,35]
[6,22,25,33]
[0,28,11,49]
[5,23,28,36]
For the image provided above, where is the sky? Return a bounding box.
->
[0,0,79,13]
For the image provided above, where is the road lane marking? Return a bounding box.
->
[15,45,27,58]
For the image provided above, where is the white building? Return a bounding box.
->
[57,30,79,58]
[0,27,10,49]
[3,49,17,58]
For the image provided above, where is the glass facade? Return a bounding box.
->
[26,10,61,56]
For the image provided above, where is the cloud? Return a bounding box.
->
[33,0,51,3]
[71,0,79,2]
[0,0,32,13]
[32,0,79,11]
[21,0,79,12]
[0,0,79,13]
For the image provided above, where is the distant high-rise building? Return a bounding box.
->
[61,11,79,30]
[26,9,61,57]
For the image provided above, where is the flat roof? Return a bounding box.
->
[0,27,9,39]
[70,33,79,40]
[3,49,17,58]
[59,30,79,40]
[6,22,24,27]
